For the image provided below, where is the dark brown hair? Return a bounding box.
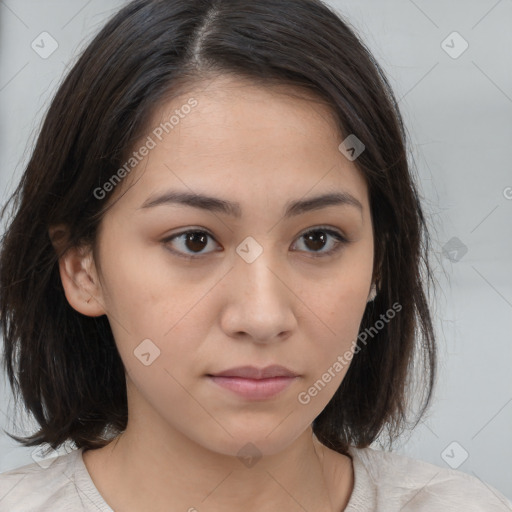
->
[0,0,437,455]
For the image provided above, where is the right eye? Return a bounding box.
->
[162,229,220,260]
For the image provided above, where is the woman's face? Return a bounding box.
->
[87,76,374,457]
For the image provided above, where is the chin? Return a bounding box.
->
[199,420,309,460]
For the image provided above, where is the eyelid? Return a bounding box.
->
[162,225,349,260]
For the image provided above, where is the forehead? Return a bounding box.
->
[106,75,369,214]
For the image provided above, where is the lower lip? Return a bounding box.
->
[208,376,298,400]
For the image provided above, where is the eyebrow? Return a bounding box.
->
[139,190,363,219]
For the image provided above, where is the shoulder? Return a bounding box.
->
[346,445,512,511]
[0,448,111,512]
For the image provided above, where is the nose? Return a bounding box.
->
[219,245,297,344]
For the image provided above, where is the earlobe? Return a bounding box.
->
[49,225,106,318]
[367,282,377,302]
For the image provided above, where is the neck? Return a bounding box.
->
[83,424,351,512]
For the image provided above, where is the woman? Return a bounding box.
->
[0,0,510,510]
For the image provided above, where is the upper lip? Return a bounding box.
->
[208,365,299,379]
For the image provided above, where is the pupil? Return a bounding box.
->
[305,231,326,251]
[186,232,208,252]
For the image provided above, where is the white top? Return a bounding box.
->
[0,445,511,511]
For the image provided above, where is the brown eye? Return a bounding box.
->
[292,227,347,258]
[163,230,218,259]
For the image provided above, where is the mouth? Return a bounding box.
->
[206,365,300,400]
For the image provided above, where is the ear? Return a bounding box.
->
[49,224,106,317]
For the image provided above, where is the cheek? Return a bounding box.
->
[121,350,216,446]
[100,249,214,382]
[299,266,371,394]
[97,230,203,336]
[303,262,371,340]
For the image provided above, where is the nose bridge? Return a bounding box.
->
[234,234,284,304]
[221,234,295,341]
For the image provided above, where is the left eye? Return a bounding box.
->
[163,227,347,260]
[291,227,347,257]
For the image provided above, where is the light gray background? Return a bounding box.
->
[0,0,511,502]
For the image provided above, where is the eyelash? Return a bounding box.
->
[162,226,348,260]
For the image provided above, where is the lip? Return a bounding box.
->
[206,365,300,400]
[208,365,299,379]
[207,375,298,400]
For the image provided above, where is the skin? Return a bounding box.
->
[50,75,376,512]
